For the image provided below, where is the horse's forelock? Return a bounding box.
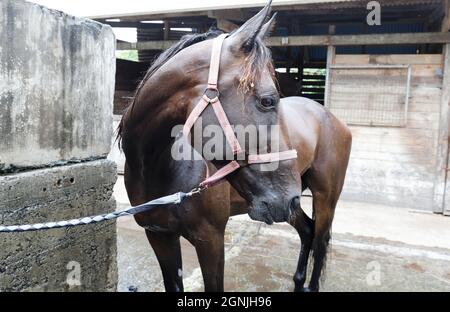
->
[238,38,275,94]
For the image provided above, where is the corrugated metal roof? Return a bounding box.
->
[87,1,356,19]
[30,0,441,20]
[85,0,440,20]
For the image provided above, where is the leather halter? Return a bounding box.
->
[182,34,297,189]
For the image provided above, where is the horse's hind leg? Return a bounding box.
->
[145,230,184,292]
[290,202,315,292]
[307,193,337,292]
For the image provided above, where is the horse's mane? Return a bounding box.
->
[116,28,274,147]
[133,29,224,109]
[116,29,223,146]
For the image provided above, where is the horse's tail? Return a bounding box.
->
[115,117,124,150]
[320,228,332,284]
[308,210,333,287]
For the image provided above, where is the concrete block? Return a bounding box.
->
[0,160,117,291]
[0,0,116,172]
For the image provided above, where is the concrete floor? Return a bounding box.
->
[114,176,450,292]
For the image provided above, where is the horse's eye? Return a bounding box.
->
[259,97,276,110]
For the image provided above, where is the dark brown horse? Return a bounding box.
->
[118,2,351,292]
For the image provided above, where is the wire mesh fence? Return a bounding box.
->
[327,65,411,127]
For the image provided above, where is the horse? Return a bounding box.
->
[117,2,352,292]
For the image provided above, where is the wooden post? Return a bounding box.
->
[434,44,450,214]
[324,25,336,108]
[164,20,170,40]
[298,46,305,91]
[286,47,292,74]
[286,22,294,75]
[362,22,368,54]
[421,21,429,54]
[442,0,450,32]
[443,44,450,215]
[434,1,450,214]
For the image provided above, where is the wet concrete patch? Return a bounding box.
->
[117,215,450,292]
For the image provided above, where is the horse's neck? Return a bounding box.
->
[125,41,212,159]
[138,119,206,194]
[126,74,202,181]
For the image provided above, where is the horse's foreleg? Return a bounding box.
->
[289,204,315,292]
[193,226,225,292]
[145,230,184,292]
[306,193,336,292]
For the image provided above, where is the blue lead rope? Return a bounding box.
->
[0,191,195,233]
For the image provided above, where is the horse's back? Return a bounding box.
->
[280,96,350,133]
[280,96,352,174]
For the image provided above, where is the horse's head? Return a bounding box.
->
[181,2,301,224]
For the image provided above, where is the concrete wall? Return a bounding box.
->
[0,0,115,171]
[331,54,443,211]
[0,160,117,291]
[0,0,117,291]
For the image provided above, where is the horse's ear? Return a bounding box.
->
[228,0,272,53]
[258,13,277,40]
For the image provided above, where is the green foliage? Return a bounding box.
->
[303,68,326,76]
[116,50,138,62]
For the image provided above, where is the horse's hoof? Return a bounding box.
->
[298,287,318,292]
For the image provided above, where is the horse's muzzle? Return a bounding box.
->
[248,196,299,225]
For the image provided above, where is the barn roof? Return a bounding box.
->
[87,1,354,19]
[87,0,441,21]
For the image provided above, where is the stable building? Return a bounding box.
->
[91,0,450,215]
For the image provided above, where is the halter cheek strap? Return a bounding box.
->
[183,34,297,189]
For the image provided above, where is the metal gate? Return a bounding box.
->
[326,65,412,127]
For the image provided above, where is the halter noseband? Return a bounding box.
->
[182,34,297,189]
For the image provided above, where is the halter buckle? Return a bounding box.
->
[203,87,220,103]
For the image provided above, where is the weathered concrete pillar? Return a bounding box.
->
[0,0,117,291]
